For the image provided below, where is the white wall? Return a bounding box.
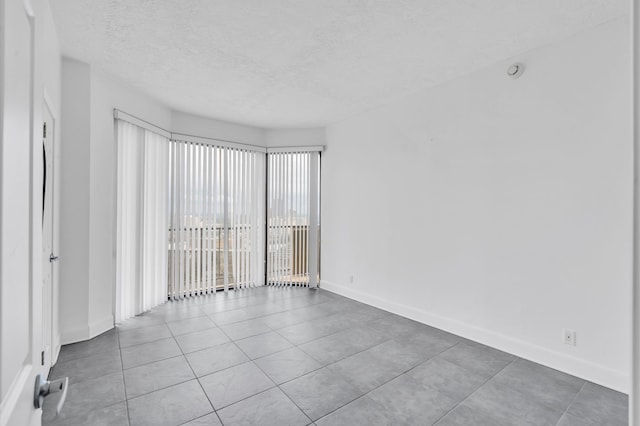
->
[264,128,326,148]
[171,112,326,148]
[59,58,91,344]
[320,18,632,392]
[172,110,265,146]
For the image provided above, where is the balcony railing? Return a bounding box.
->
[167,224,315,296]
[168,225,254,296]
[267,225,310,285]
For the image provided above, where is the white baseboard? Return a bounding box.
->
[60,315,114,345]
[320,280,629,393]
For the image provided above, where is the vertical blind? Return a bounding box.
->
[168,139,265,298]
[115,120,169,322]
[267,151,320,288]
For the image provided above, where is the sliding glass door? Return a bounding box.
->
[166,142,320,296]
[266,151,320,287]
[167,139,265,298]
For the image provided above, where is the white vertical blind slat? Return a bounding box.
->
[198,144,202,294]
[286,153,292,286]
[268,154,273,283]
[277,153,280,285]
[244,150,249,287]
[172,141,178,299]
[296,153,301,287]
[232,149,238,288]
[304,153,309,286]
[246,151,252,287]
[223,147,230,292]
[190,144,195,295]
[277,153,282,286]
[178,142,185,299]
[213,146,218,292]
[194,144,199,294]
[210,146,215,292]
[245,151,250,287]
[205,145,209,293]
[240,150,245,288]
[279,155,286,286]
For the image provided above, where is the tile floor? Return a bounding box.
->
[43,287,628,426]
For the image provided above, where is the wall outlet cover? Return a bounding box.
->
[563,329,576,346]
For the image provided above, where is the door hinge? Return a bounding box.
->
[41,351,45,366]
[43,122,47,138]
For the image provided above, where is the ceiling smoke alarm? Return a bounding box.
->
[507,63,524,79]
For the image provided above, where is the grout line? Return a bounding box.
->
[248,357,314,424]
[430,356,519,425]
[171,323,219,425]
[554,381,586,426]
[295,334,394,368]
[190,342,254,379]
[119,335,177,356]
[271,308,377,347]
[309,339,464,424]
[311,394,371,423]
[177,411,223,426]
[126,377,196,402]
[202,297,336,328]
[195,289,328,313]
[117,331,133,426]
[217,321,276,342]
[177,339,234,357]
[119,333,175,350]
[197,368,279,412]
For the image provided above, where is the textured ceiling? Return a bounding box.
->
[51,0,627,128]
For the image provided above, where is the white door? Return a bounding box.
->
[42,104,55,371]
[0,0,47,425]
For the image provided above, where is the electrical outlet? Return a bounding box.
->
[563,329,576,346]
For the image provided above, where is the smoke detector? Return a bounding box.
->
[507,63,524,79]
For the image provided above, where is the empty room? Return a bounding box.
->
[1,0,639,425]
